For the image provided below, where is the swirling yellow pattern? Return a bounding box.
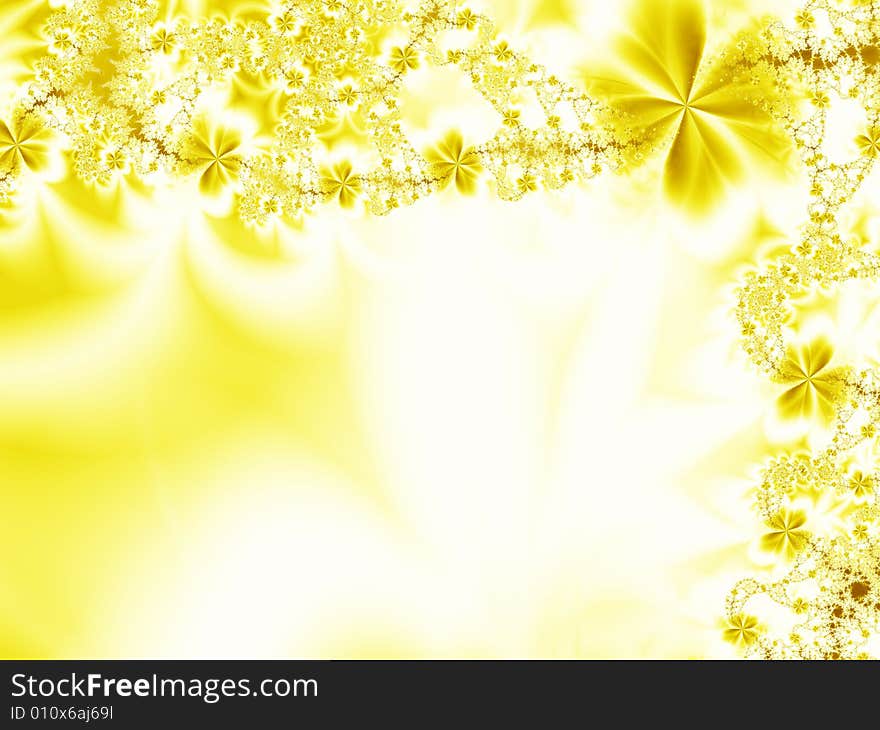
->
[3,0,880,659]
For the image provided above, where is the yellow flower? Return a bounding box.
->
[502,108,521,127]
[220,54,239,73]
[795,10,814,29]
[320,160,361,208]
[855,127,880,157]
[811,91,830,108]
[50,28,76,55]
[848,471,874,501]
[791,597,809,614]
[852,523,869,541]
[184,121,243,196]
[457,8,478,30]
[775,337,843,424]
[862,423,876,439]
[425,131,482,194]
[760,509,809,558]
[723,613,760,647]
[261,196,281,217]
[338,83,358,107]
[586,0,790,214]
[150,25,176,54]
[0,115,52,175]
[517,173,538,194]
[389,46,419,73]
[284,66,306,93]
[272,11,297,34]
[494,40,514,63]
[104,149,127,172]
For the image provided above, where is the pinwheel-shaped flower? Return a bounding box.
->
[320,160,362,208]
[184,122,243,196]
[338,83,358,107]
[493,40,514,63]
[389,46,419,73]
[425,131,482,194]
[104,149,128,173]
[855,127,880,158]
[517,173,537,194]
[457,8,478,30]
[795,9,815,28]
[283,66,306,93]
[723,613,760,647]
[760,509,809,558]
[848,471,874,502]
[49,28,76,55]
[502,108,521,127]
[271,10,297,35]
[150,24,176,54]
[810,91,829,109]
[0,115,52,175]
[587,0,789,213]
[774,337,843,425]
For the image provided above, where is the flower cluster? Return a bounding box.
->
[0,0,618,220]
[723,1,880,658]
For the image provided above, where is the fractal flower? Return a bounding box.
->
[389,45,419,73]
[150,25,177,54]
[184,123,242,196]
[338,83,359,107]
[284,66,306,93]
[457,8,478,30]
[183,121,244,197]
[502,108,521,127]
[848,471,875,502]
[494,41,514,63]
[517,173,538,194]
[320,160,362,208]
[855,127,880,157]
[760,509,809,559]
[425,131,482,194]
[794,9,814,28]
[587,0,790,213]
[723,613,760,647]
[810,91,829,109]
[774,338,844,425]
[271,10,298,35]
[0,115,52,175]
[104,149,128,173]
[49,28,76,55]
